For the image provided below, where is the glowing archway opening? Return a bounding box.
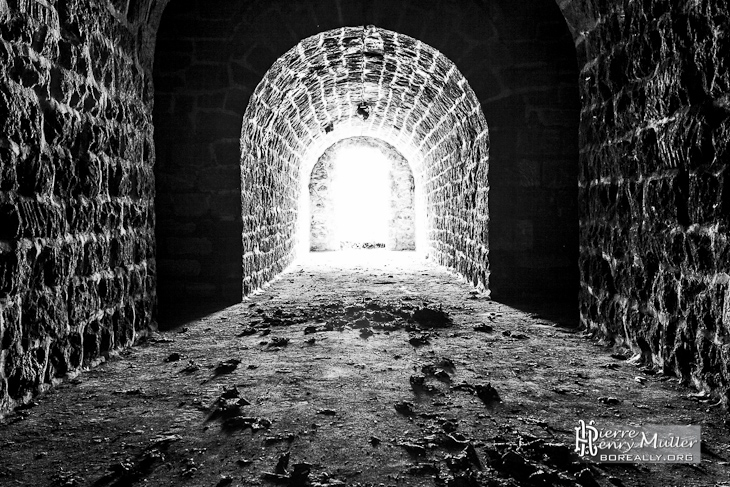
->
[304,136,419,254]
[331,145,390,248]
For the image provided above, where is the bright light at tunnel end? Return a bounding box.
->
[296,136,429,261]
[332,146,390,249]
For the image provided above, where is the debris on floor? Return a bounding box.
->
[213,358,241,376]
[412,306,452,328]
[394,400,415,415]
[164,352,181,362]
[316,409,337,416]
[475,383,501,404]
[179,360,200,374]
[1,252,726,487]
[598,396,621,405]
[267,336,290,348]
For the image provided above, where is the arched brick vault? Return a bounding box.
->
[152,0,580,314]
[239,27,490,295]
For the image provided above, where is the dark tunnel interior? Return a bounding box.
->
[0,1,729,483]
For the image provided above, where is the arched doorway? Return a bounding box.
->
[308,137,415,252]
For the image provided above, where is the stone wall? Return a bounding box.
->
[576,1,730,400]
[388,142,416,252]
[152,0,244,312]
[309,137,415,252]
[425,99,489,290]
[309,148,336,252]
[0,0,155,412]
[153,0,579,310]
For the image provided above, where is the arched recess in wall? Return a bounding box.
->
[239,26,490,296]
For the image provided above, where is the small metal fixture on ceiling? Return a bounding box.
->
[356,102,370,120]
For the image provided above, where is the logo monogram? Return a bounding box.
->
[575,419,599,457]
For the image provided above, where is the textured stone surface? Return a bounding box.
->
[576,1,730,403]
[308,136,415,251]
[387,142,416,251]
[0,0,156,412]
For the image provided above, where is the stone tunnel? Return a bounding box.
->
[152,0,578,311]
[235,25,491,295]
[0,0,729,484]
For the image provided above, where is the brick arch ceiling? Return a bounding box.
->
[238,26,490,294]
[241,26,488,184]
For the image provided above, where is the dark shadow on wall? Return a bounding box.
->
[152,0,244,328]
[155,300,236,331]
[483,2,580,308]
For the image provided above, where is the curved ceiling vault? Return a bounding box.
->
[241,26,488,178]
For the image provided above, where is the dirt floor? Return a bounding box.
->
[1,250,729,487]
